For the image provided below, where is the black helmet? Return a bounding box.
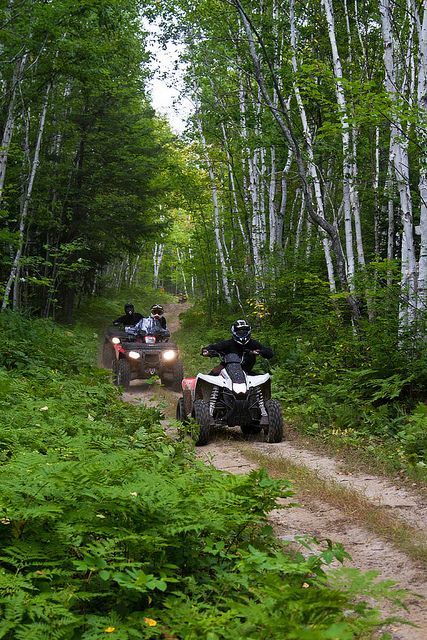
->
[124,303,134,315]
[151,304,164,316]
[231,319,251,345]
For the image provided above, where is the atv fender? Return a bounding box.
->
[194,374,228,402]
[246,373,270,387]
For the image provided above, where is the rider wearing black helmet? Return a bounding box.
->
[113,303,143,327]
[202,319,273,374]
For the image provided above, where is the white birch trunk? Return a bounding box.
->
[153,242,164,289]
[294,197,305,259]
[268,146,277,251]
[2,83,51,310]
[220,122,249,245]
[176,248,188,295]
[239,80,263,282]
[380,0,417,324]
[416,5,427,312]
[322,0,356,283]
[0,54,27,203]
[350,129,365,266]
[385,157,395,286]
[197,119,232,304]
[373,126,381,255]
[276,151,293,251]
[290,0,336,292]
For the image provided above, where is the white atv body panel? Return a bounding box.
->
[247,373,270,387]
[195,371,270,395]
[196,373,230,387]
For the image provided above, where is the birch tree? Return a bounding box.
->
[197,117,232,303]
[379,0,418,326]
[2,83,51,310]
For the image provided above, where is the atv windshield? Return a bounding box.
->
[222,353,246,384]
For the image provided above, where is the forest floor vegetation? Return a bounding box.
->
[121,299,427,639]
[0,299,406,639]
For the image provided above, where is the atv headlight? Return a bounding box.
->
[128,351,141,359]
[162,350,177,362]
[112,337,120,344]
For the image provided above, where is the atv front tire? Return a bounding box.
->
[171,360,184,391]
[193,399,211,446]
[265,399,283,443]
[113,359,131,390]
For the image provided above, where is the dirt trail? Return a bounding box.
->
[120,304,427,640]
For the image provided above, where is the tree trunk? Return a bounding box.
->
[289,0,336,292]
[322,0,357,284]
[0,54,27,204]
[2,83,51,310]
[416,4,427,312]
[153,242,164,289]
[379,0,417,325]
[234,1,359,315]
[197,118,232,304]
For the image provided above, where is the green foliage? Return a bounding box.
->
[0,310,402,638]
[176,289,427,479]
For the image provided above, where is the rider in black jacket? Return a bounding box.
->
[202,320,273,374]
[113,303,143,327]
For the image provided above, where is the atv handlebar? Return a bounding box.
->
[201,348,260,357]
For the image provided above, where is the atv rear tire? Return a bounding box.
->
[102,342,114,368]
[176,397,187,422]
[114,359,131,390]
[193,399,211,446]
[265,399,283,443]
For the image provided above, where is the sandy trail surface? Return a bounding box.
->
[119,303,427,640]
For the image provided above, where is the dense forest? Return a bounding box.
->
[0,0,426,637]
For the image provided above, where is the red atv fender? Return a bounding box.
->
[182,377,196,416]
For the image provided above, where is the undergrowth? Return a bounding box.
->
[0,310,405,638]
[175,305,427,481]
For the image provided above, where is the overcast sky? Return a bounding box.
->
[143,18,192,135]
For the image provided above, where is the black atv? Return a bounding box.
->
[104,327,183,391]
[176,351,283,445]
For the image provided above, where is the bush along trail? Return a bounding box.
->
[0,307,410,639]
[152,304,427,640]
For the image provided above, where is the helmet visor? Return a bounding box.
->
[152,306,163,315]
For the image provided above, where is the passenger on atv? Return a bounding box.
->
[149,304,167,330]
[125,311,170,342]
[113,303,143,327]
[201,319,273,374]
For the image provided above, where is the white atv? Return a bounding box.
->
[176,351,284,445]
